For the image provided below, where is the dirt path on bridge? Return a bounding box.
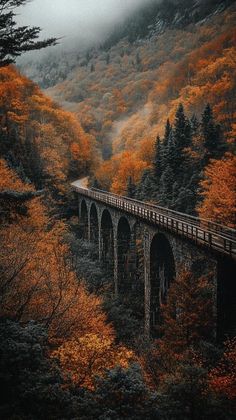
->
[71,177,89,189]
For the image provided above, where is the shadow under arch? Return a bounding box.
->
[101,209,114,273]
[217,256,236,340]
[90,203,99,245]
[80,199,88,239]
[150,232,176,336]
[117,216,132,295]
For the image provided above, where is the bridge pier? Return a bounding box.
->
[113,234,118,297]
[75,186,235,339]
[143,228,151,336]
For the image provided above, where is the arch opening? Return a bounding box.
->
[90,203,99,245]
[80,199,88,239]
[150,233,175,335]
[101,209,114,273]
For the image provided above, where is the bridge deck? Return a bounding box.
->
[72,184,236,259]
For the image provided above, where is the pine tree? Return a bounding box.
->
[174,103,191,151]
[159,165,175,207]
[136,169,155,201]
[153,135,163,181]
[127,176,136,198]
[201,104,224,162]
[163,118,172,148]
[161,119,172,170]
[0,0,57,66]
[190,114,200,141]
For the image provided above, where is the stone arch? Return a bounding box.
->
[101,209,114,273]
[117,216,132,295]
[150,232,176,335]
[80,199,88,239]
[89,202,99,245]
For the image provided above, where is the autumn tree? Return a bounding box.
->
[53,333,134,389]
[208,337,236,405]
[0,66,95,204]
[198,153,236,228]
[0,0,57,66]
[142,270,222,420]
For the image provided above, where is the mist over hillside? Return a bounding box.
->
[1,1,236,417]
[18,0,235,91]
[18,0,236,193]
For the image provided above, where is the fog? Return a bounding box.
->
[17,0,158,49]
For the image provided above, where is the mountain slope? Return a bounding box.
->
[19,1,236,199]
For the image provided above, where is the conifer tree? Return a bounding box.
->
[136,169,154,201]
[161,119,172,171]
[201,104,224,162]
[0,0,57,66]
[163,118,172,147]
[127,176,136,198]
[153,135,163,181]
[174,103,191,151]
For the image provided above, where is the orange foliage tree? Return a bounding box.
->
[0,66,96,196]
[198,153,236,228]
[0,159,134,390]
[53,333,134,389]
[208,338,236,401]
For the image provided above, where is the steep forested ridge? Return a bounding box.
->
[20,2,236,222]
[0,65,97,203]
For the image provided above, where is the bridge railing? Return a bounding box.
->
[72,185,236,258]
[91,188,236,240]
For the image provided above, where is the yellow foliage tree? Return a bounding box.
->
[198,153,236,227]
[53,333,134,389]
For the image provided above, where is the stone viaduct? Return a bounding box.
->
[72,183,236,339]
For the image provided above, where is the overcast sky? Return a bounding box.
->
[17,0,156,49]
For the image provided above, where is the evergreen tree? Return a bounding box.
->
[174,103,191,152]
[78,365,159,419]
[136,169,155,201]
[201,104,224,161]
[161,119,173,170]
[153,135,163,181]
[0,320,74,419]
[166,129,178,170]
[163,118,172,148]
[127,176,136,198]
[159,165,175,207]
[190,114,200,140]
[172,104,192,184]
[91,177,101,189]
[0,1,57,66]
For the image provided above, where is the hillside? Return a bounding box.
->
[0,66,97,207]
[1,1,236,418]
[17,1,236,221]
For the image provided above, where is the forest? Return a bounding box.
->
[0,0,235,419]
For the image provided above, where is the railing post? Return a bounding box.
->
[209,233,212,246]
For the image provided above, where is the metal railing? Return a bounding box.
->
[72,185,236,259]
